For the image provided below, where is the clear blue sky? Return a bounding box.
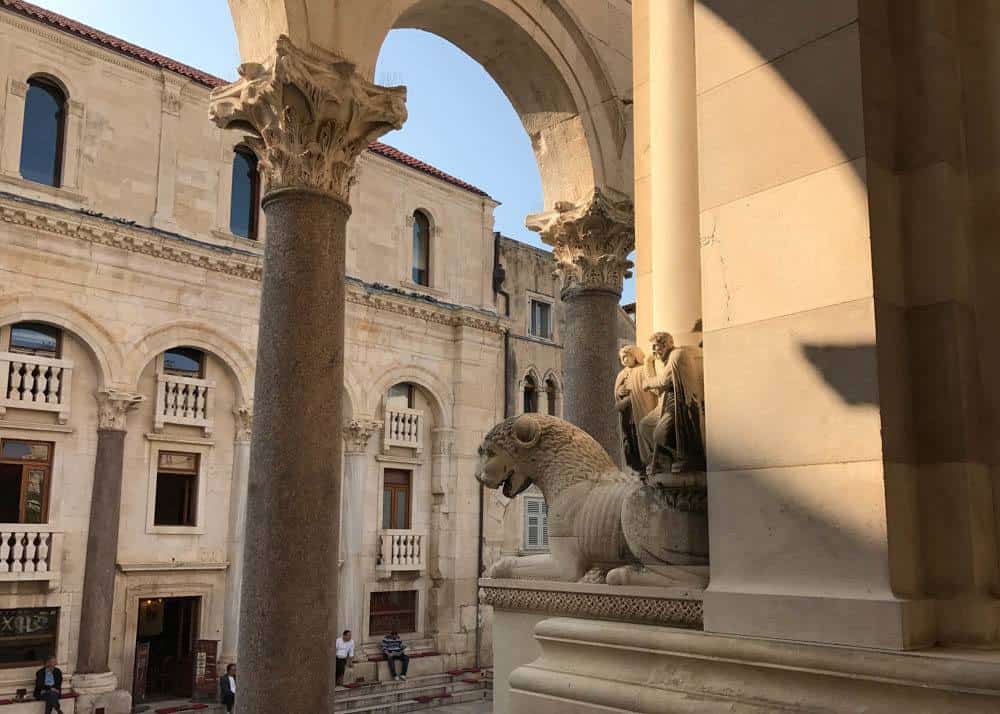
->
[30,1,635,304]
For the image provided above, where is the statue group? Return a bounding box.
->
[476,331,709,588]
[615,332,705,477]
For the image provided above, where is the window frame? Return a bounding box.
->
[368,590,418,637]
[525,292,555,342]
[410,210,431,287]
[0,439,54,524]
[8,322,62,359]
[381,469,412,530]
[229,146,260,241]
[146,444,208,535]
[162,347,206,379]
[522,375,539,414]
[386,383,415,411]
[19,76,67,188]
[523,495,549,551]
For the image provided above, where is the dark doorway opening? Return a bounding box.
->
[133,596,200,702]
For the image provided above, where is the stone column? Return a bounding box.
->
[209,37,406,712]
[75,389,143,704]
[339,419,380,637]
[528,190,634,459]
[221,406,252,667]
[632,0,702,348]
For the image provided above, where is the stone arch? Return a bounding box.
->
[21,64,78,100]
[124,321,254,404]
[0,293,122,387]
[542,369,562,416]
[224,0,632,207]
[368,365,452,428]
[518,366,542,414]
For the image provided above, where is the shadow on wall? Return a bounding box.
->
[800,343,878,406]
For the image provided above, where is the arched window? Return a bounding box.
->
[411,210,430,286]
[523,375,538,414]
[20,77,66,187]
[230,147,260,239]
[545,377,559,416]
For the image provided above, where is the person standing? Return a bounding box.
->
[219,663,236,712]
[381,630,409,681]
[33,656,63,714]
[335,630,355,686]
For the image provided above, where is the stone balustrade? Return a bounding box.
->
[0,352,73,423]
[154,373,216,436]
[383,407,424,452]
[377,529,426,577]
[0,525,62,583]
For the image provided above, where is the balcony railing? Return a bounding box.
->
[155,373,216,436]
[383,407,424,452]
[0,352,73,423]
[0,525,62,584]
[376,529,426,577]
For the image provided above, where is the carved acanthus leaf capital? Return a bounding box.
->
[343,418,382,453]
[95,389,144,431]
[527,189,635,296]
[233,405,253,442]
[209,36,407,202]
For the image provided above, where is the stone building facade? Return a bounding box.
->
[0,1,635,702]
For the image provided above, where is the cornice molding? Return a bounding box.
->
[0,194,508,336]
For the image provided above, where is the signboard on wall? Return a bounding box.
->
[192,639,219,700]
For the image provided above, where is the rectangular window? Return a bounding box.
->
[529,300,551,339]
[9,322,61,358]
[0,439,53,523]
[369,591,417,636]
[524,497,549,550]
[154,452,199,527]
[163,348,205,378]
[382,470,411,530]
[0,607,59,669]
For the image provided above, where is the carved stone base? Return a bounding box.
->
[623,470,708,568]
[72,673,130,714]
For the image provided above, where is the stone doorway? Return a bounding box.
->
[133,596,200,703]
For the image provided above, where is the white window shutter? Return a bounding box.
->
[525,498,541,548]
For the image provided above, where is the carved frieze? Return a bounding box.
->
[527,189,635,296]
[95,388,144,431]
[209,36,407,202]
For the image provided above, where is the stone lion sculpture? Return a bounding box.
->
[476,413,708,587]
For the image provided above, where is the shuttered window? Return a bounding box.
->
[523,497,549,550]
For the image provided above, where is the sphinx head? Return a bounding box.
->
[475,414,550,498]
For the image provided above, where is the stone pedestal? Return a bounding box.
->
[209,37,405,712]
[528,190,634,460]
[72,672,130,714]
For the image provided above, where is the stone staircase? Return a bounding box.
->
[336,668,491,712]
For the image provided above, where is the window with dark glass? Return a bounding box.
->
[387,383,415,410]
[529,300,551,339]
[546,378,558,416]
[369,590,417,636]
[382,469,412,530]
[0,608,59,668]
[229,147,260,240]
[411,211,430,286]
[9,322,61,358]
[154,452,199,527]
[163,347,205,378]
[19,77,66,187]
[0,440,53,524]
[523,376,538,414]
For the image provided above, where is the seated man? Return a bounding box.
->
[335,630,355,686]
[33,656,63,714]
[381,630,409,681]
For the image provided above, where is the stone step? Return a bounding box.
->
[337,678,484,710]
[338,687,488,713]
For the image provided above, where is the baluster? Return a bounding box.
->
[394,534,402,566]
[11,532,25,572]
[23,532,37,572]
[168,382,179,416]
[0,531,10,573]
[33,365,48,403]
[415,534,422,566]
[407,534,415,565]
[11,361,26,401]
[48,366,62,404]
[194,385,205,419]
[37,532,50,573]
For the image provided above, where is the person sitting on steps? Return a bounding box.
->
[381,630,409,681]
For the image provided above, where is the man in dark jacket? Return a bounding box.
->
[219,663,236,712]
[33,656,63,714]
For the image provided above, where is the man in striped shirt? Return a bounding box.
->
[381,630,409,681]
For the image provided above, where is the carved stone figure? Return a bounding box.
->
[638,332,706,475]
[477,414,707,587]
[614,345,657,472]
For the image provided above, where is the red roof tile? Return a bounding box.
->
[2,1,492,199]
[2,0,228,88]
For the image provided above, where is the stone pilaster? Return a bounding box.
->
[221,405,252,667]
[76,389,143,713]
[210,36,405,713]
[339,418,381,636]
[528,189,634,460]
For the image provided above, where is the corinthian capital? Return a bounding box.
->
[95,389,144,431]
[343,418,382,453]
[527,189,635,296]
[209,36,407,202]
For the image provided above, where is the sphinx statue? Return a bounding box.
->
[476,414,707,587]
